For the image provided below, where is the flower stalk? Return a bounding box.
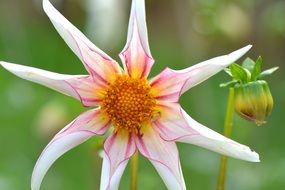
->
[130,151,139,190]
[217,88,235,190]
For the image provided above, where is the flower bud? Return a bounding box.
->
[234,80,273,125]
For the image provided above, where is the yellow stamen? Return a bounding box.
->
[101,75,156,134]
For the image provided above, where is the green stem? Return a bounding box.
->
[130,151,139,190]
[217,88,235,190]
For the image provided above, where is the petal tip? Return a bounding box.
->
[250,151,260,162]
[0,61,7,66]
[230,44,252,58]
[42,0,50,10]
[243,44,253,52]
[0,61,15,71]
[242,148,260,162]
[42,0,57,20]
[0,61,5,68]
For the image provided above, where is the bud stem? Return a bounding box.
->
[130,151,139,190]
[217,88,235,190]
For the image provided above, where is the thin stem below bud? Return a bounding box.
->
[130,151,139,190]
[217,88,235,190]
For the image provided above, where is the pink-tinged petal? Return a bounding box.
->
[156,107,260,162]
[57,108,111,136]
[31,132,92,190]
[0,62,104,107]
[181,110,260,162]
[66,75,107,107]
[154,101,183,122]
[31,109,110,190]
[135,127,186,190]
[119,0,154,79]
[100,152,128,190]
[0,61,81,98]
[153,102,198,139]
[72,34,121,85]
[101,131,136,190]
[152,45,252,98]
[150,69,186,102]
[43,0,121,82]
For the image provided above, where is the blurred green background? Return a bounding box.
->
[0,0,284,189]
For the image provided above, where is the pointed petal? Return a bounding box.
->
[57,108,111,136]
[31,109,110,190]
[182,110,260,162]
[153,102,198,138]
[43,0,121,82]
[66,75,107,107]
[100,153,128,190]
[0,61,81,99]
[135,127,186,190]
[100,131,136,190]
[153,101,183,123]
[150,68,186,102]
[119,0,154,79]
[31,132,91,190]
[0,62,105,106]
[152,45,252,97]
[155,107,260,162]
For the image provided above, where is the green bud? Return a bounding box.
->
[221,56,277,126]
[234,80,273,126]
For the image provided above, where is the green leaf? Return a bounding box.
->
[224,68,232,76]
[258,67,279,79]
[242,57,255,72]
[219,80,238,88]
[251,56,262,81]
[230,63,249,83]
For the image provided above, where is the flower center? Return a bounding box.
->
[101,75,156,134]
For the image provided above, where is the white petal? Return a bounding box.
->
[181,45,252,93]
[183,110,259,162]
[43,0,121,80]
[100,131,136,190]
[31,131,93,190]
[150,68,187,102]
[135,127,186,190]
[0,61,79,96]
[31,109,110,190]
[100,152,128,190]
[0,61,104,106]
[122,0,151,57]
[154,45,252,95]
[43,0,110,61]
[119,0,154,78]
[151,162,185,190]
[160,108,260,162]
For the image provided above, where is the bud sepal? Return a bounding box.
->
[234,80,273,125]
[221,56,278,125]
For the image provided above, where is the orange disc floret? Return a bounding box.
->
[101,75,156,134]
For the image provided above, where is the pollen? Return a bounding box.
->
[101,75,156,134]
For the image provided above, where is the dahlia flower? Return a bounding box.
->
[0,0,259,189]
